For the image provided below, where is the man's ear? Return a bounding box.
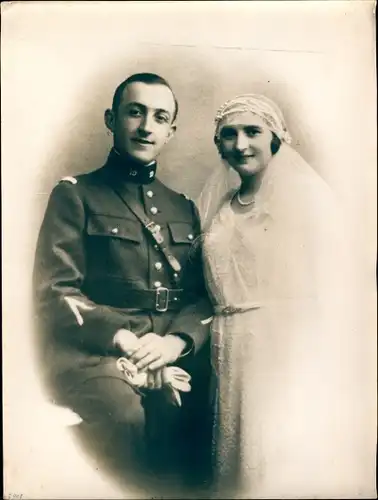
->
[165,123,177,144]
[104,108,115,133]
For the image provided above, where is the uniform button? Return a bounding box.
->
[150,207,158,215]
[153,281,162,288]
[173,273,179,278]
[155,262,163,271]
[111,227,119,234]
[154,245,159,250]
[187,233,194,240]
[146,190,154,198]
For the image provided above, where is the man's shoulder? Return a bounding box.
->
[57,166,103,188]
[47,168,107,208]
[52,165,112,200]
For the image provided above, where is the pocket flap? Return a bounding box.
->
[168,222,195,244]
[87,215,142,243]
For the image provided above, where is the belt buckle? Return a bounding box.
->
[155,286,170,312]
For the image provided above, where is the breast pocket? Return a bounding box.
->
[168,221,198,267]
[168,222,196,245]
[87,214,142,243]
[86,214,143,280]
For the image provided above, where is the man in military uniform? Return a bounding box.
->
[33,73,213,495]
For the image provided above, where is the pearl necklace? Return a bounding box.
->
[236,191,255,206]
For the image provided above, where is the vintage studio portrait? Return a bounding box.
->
[2,1,377,499]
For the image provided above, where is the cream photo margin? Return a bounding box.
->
[2,1,377,498]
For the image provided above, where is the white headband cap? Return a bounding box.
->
[214,93,292,144]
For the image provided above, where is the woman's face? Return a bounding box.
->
[217,112,274,178]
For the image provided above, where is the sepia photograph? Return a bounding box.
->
[2,1,377,498]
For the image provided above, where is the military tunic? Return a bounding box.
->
[33,149,213,491]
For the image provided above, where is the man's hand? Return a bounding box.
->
[128,333,188,371]
[113,328,139,356]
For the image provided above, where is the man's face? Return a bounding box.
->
[217,112,274,178]
[107,82,176,164]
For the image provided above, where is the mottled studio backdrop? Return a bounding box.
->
[2,1,376,498]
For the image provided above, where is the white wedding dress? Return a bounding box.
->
[202,145,363,499]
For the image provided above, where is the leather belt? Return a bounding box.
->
[121,287,190,312]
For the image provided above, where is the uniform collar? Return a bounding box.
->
[105,148,157,185]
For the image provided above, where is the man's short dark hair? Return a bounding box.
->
[111,72,179,122]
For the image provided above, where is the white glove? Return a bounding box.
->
[116,357,191,406]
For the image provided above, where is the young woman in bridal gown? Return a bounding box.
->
[196,95,360,499]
